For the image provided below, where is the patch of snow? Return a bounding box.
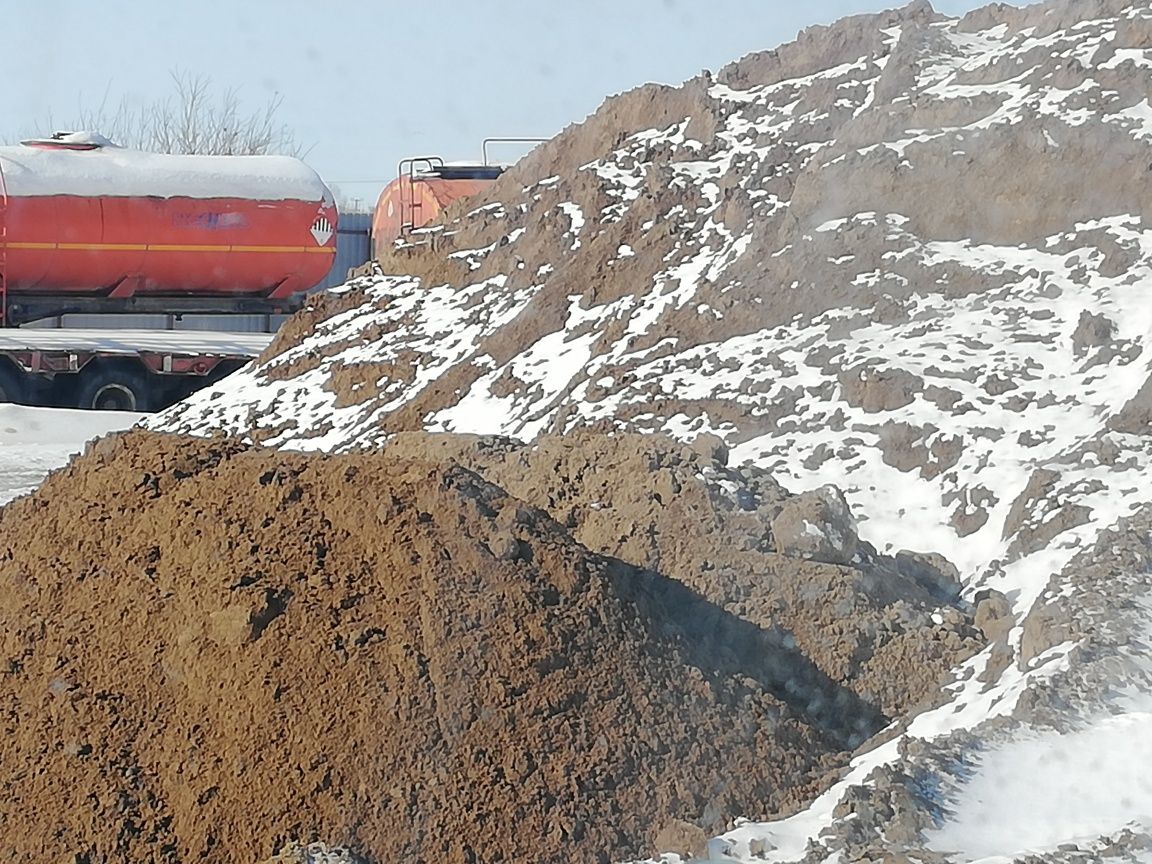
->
[0,405,141,505]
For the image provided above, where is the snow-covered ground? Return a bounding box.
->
[927,704,1152,860]
[0,405,141,505]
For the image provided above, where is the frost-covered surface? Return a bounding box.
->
[149,0,1152,860]
[0,329,272,357]
[0,405,141,505]
[0,139,332,202]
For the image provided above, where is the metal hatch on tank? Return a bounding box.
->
[0,131,338,325]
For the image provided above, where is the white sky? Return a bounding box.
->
[5,0,1022,211]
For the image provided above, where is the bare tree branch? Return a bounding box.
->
[34,69,304,156]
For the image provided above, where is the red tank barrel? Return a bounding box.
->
[0,133,337,303]
[372,160,503,260]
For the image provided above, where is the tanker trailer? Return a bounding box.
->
[0,131,337,410]
[0,131,337,326]
[372,157,503,261]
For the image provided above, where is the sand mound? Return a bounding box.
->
[0,431,883,863]
[383,431,983,719]
[41,0,1152,857]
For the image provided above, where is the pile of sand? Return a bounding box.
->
[384,431,983,719]
[0,431,896,863]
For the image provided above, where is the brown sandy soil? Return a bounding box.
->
[383,431,983,719]
[12,0,1135,858]
[0,430,891,864]
[157,0,1152,474]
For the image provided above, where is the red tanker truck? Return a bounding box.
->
[0,131,337,410]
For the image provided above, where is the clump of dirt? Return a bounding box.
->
[260,286,368,365]
[1109,371,1152,435]
[0,430,884,864]
[382,431,984,719]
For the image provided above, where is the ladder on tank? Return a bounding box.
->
[397,156,444,237]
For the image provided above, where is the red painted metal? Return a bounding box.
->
[6,195,335,300]
[0,157,8,326]
[372,166,499,260]
[0,141,337,309]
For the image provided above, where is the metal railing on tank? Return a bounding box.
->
[481,137,548,166]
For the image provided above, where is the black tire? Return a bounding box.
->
[0,362,25,404]
[75,364,153,412]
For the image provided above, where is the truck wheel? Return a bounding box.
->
[75,366,152,412]
[0,364,24,404]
